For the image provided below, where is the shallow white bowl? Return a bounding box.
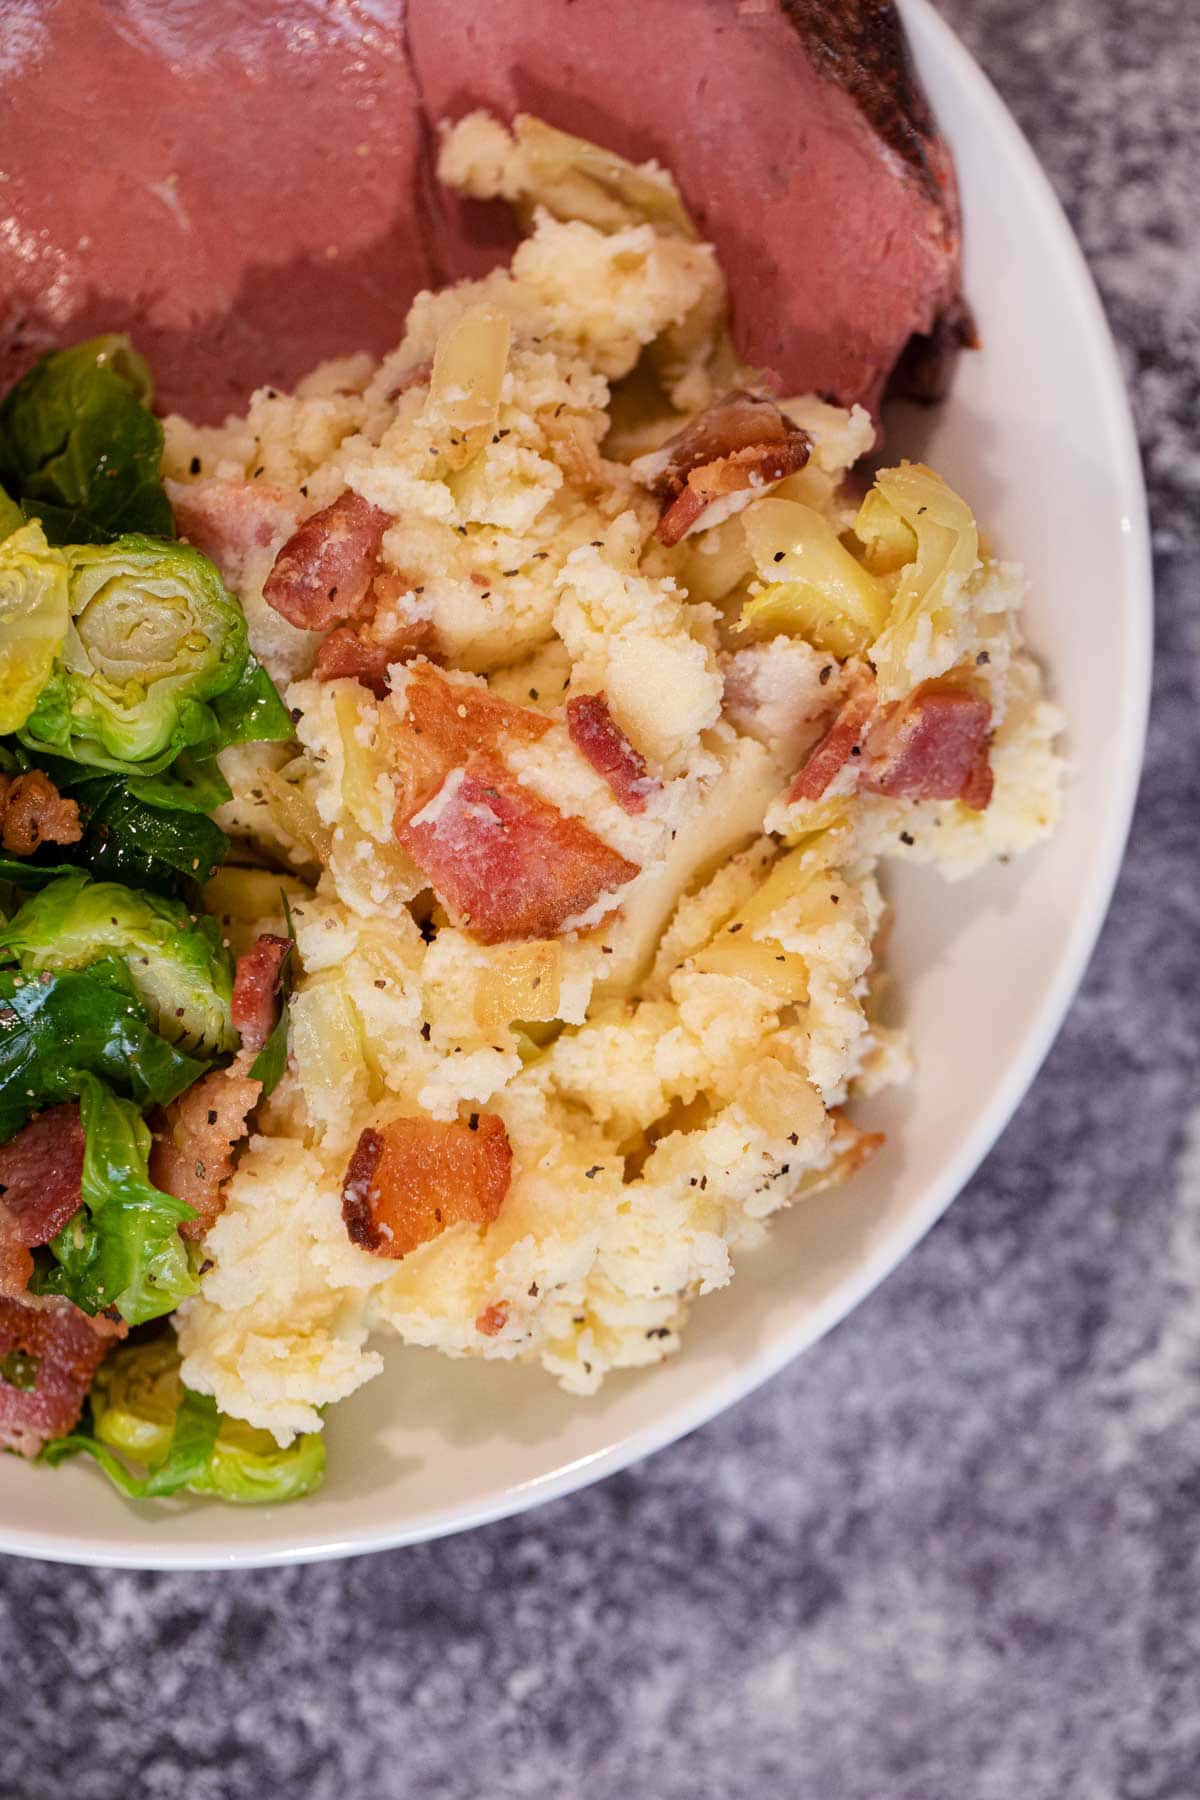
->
[0,0,1150,1568]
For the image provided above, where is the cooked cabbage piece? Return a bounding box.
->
[53,1337,325,1504]
[0,870,236,1057]
[0,519,70,734]
[423,304,511,474]
[20,535,252,772]
[503,114,697,239]
[739,497,889,659]
[858,463,980,701]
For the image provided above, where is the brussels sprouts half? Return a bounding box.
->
[0,518,70,734]
[20,535,253,772]
[0,870,236,1057]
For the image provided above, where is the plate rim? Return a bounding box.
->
[0,0,1153,1570]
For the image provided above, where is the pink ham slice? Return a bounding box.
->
[0,3,964,422]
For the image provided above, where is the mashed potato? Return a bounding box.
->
[167,116,1063,1441]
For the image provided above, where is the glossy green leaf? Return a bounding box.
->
[0,335,173,546]
[0,957,205,1141]
[34,1073,197,1325]
[0,870,236,1056]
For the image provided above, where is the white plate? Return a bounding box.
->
[0,0,1150,1568]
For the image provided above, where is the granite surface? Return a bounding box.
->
[2,3,1198,1796]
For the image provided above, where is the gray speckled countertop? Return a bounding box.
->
[3,4,1198,1796]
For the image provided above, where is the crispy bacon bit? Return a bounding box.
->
[386,660,552,818]
[0,771,82,856]
[398,756,638,942]
[314,575,438,697]
[0,1105,85,1289]
[0,1295,120,1456]
[149,1066,262,1242]
[385,665,637,941]
[164,477,298,587]
[263,489,392,631]
[566,693,659,814]
[342,1113,513,1260]
[861,682,993,806]
[0,1213,31,1300]
[959,736,995,813]
[149,934,288,1240]
[231,932,291,1057]
[786,675,878,803]
[632,390,813,547]
[475,1300,510,1337]
[314,622,433,696]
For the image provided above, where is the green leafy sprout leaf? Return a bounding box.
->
[0,335,173,546]
[44,1336,325,1504]
[32,1073,198,1326]
[0,870,237,1057]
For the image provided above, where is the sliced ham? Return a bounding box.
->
[262,490,392,632]
[631,391,812,547]
[398,757,639,942]
[566,693,659,814]
[0,1295,117,1457]
[150,933,289,1241]
[165,478,300,590]
[342,1112,513,1260]
[861,682,993,806]
[0,1105,86,1294]
[2,4,963,424]
[0,771,82,856]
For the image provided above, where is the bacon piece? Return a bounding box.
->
[386,661,552,818]
[149,934,288,1240]
[149,1066,262,1242]
[398,756,638,942]
[0,1106,85,1278]
[0,1295,116,1456]
[342,1113,513,1260]
[632,391,812,547]
[861,682,993,806]
[566,693,659,814]
[0,771,82,855]
[786,675,878,803]
[959,737,995,813]
[263,489,392,631]
[231,932,291,1058]
[314,623,429,697]
[475,1300,510,1337]
[165,477,299,588]
[314,573,438,697]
